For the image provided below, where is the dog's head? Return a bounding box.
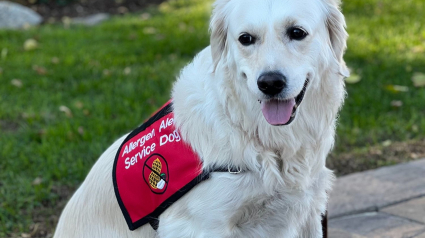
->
[210,0,349,126]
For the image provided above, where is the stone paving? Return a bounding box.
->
[328,159,425,238]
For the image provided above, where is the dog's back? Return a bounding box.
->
[54,136,157,238]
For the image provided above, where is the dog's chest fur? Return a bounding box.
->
[158,164,331,238]
[161,47,337,237]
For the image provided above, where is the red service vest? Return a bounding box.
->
[113,101,210,230]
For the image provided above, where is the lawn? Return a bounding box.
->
[0,0,424,236]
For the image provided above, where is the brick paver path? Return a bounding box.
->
[328,159,425,238]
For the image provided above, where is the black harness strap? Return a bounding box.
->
[148,167,328,237]
[149,219,160,231]
[148,165,244,231]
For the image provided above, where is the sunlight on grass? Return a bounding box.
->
[0,1,212,235]
[337,0,425,151]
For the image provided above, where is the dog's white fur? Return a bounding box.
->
[54,0,348,237]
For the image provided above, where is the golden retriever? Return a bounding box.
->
[54,0,348,237]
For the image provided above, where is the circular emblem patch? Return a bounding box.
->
[143,154,169,194]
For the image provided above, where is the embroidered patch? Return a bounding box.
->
[143,154,169,194]
[113,101,209,231]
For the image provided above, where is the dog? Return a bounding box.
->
[54,0,348,237]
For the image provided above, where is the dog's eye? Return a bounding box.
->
[288,27,308,41]
[238,33,256,46]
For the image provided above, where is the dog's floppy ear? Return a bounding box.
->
[325,0,350,77]
[209,0,231,71]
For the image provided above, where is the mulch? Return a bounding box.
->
[10,0,166,19]
[328,139,425,176]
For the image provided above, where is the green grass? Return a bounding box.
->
[0,1,211,235]
[338,0,425,150]
[0,0,424,236]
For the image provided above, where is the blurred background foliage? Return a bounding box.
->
[9,0,166,19]
[0,0,424,236]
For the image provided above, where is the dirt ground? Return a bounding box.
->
[21,186,74,238]
[328,139,425,176]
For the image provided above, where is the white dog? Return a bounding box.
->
[54,0,348,237]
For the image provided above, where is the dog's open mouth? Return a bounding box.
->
[260,79,309,126]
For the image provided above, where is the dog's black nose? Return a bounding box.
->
[257,72,286,96]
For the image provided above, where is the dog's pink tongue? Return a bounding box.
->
[261,99,295,125]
